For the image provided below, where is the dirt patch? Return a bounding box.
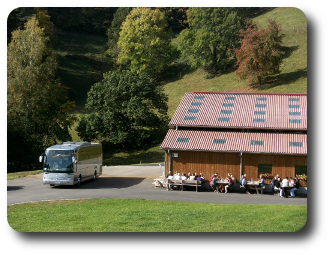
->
[26,173,43,178]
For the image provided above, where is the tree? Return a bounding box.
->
[177,7,248,75]
[76,70,169,148]
[7,16,75,165]
[117,8,173,78]
[234,18,284,85]
[106,7,132,68]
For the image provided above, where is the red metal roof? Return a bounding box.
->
[161,129,307,155]
[169,92,307,130]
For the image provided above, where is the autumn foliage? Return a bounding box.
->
[234,18,284,85]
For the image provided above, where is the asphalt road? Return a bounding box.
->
[7,165,307,206]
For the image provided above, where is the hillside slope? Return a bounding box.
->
[164,7,307,117]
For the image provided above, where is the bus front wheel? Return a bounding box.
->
[77,176,81,186]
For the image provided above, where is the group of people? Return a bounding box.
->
[239,174,265,194]
[166,171,205,190]
[166,171,205,181]
[166,171,300,197]
[271,174,300,198]
[209,173,237,193]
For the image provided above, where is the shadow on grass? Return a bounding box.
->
[251,68,307,90]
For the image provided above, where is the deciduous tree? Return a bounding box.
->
[7,16,75,165]
[234,18,284,85]
[76,70,169,148]
[177,7,247,75]
[117,8,173,78]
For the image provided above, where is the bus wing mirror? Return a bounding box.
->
[39,156,43,163]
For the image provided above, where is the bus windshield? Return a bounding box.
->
[44,150,74,173]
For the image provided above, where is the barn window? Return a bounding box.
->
[289,119,302,124]
[220,109,232,114]
[191,102,202,106]
[254,111,266,115]
[188,109,199,113]
[290,142,303,147]
[253,118,266,123]
[177,138,190,143]
[255,104,267,108]
[258,164,272,176]
[223,103,234,107]
[194,96,205,100]
[295,165,307,176]
[289,112,301,116]
[289,98,300,102]
[289,104,300,108]
[184,116,196,121]
[213,139,226,144]
[251,140,264,146]
[225,96,236,100]
[218,117,230,122]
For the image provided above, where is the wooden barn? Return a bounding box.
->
[160,92,307,192]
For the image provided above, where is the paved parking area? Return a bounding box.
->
[7,164,307,206]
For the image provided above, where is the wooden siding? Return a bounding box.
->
[165,151,307,187]
[165,150,240,181]
[244,153,307,186]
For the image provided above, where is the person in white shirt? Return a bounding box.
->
[173,172,181,180]
[281,177,289,198]
[181,173,187,180]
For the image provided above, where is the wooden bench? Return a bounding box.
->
[249,185,266,194]
[166,179,182,191]
[182,180,202,192]
[166,179,202,192]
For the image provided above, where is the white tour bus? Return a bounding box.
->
[39,142,102,186]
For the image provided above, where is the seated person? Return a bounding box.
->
[197,173,205,182]
[225,176,234,193]
[210,174,219,193]
[274,177,282,196]
[290,177,300,197]
[53,161,59,169]
[241,176,251,194]
[181,173,187,180]
[167,172,173,190]
[258,174,265,188]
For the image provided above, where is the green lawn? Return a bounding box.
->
[7,198,307,232]
[7,170,43,181]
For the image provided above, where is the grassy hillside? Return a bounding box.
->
[54,29,109,111]
[164,7,307,117]
[55,8,307,165]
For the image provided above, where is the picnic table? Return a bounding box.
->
[247,181,265,194]
[216,180,228,192]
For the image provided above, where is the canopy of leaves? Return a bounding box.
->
[234,18,285,85]
[177,7,248,75]
[117,7,173,78]
[76,70,169,148]
[106,7,133,68]
[7,16,75,165]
